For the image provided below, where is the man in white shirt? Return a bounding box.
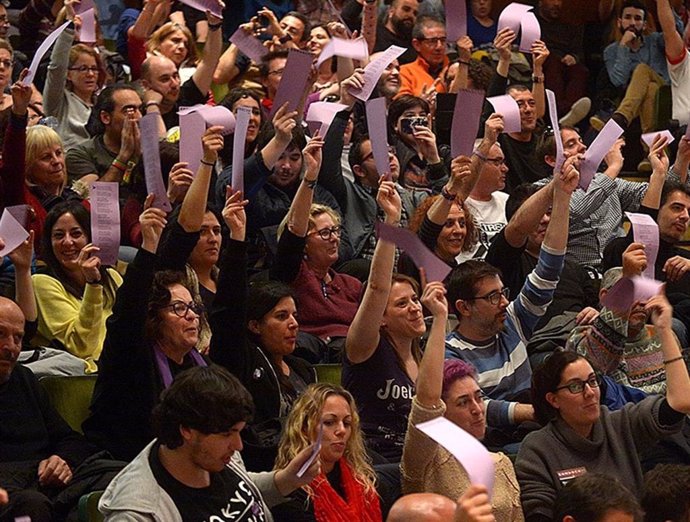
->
[657,0,690,128]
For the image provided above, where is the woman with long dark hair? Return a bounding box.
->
[32,201,121,372]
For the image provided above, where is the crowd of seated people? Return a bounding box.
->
[3,0,690,520]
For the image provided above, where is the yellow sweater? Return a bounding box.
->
[32,269,123,373]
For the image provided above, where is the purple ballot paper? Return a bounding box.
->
[24,21,71,85]
[416,417,495,498]
[179,105,235,174]
[602,275,663,312]
[641,129,675,148]
[519,12,540,52]
[141,113,172,212]
[90,182,120,266]
[306,101,349,138]
[580,119,624,190]
[232,106,251,193]
[625,212,659,280]
[545,89,564,171]
[366,97,391,178]
[80,8,97,43]
[376,222,452,282]
[498,2,532,34]
[5,204,30,229]
[451,89,485,158]
[297,422,323,478]
[0,209,29,257]
[177,0,223,18]
[445,0,467,41]
[486,95,521,134]
[271,49,314,118]
[315,37,369,67]
[350,45,406,102]
[229,27,267,63]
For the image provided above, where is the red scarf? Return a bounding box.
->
[311,459,382,522]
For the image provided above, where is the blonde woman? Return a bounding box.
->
[273,383,382,522]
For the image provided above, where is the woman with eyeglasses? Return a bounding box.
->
[31,201,122,373]
[401,279,523,521]
[43,2,104,149]
[209,142,323,472]
[516,291,690,521]
[269,135,363,364]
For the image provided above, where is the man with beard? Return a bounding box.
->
[374,0,420,65]
[444,154,579,447]
[567,246,671,397]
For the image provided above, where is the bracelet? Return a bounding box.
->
[145,101,160,108]
[200,158,215,166]
[663,355,685,365]
[303,178,317,189]
[123,160,137,184]
[208,21,222,31]
[111,158,127,172]
[441,186,456,201]
[531,74,544,84]
[458,60,470,66]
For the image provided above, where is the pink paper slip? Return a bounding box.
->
[271,49,314,118]
[350,45,406,102]
[519,12,540,53]
[306,101,349,138]
[601,275,663,312]
[177,0,223,18]
[445,0,467,41]
[90,182,120,266]
[625,212,659,280]
[366,97,391,178]
[141,113,172,213]
[232,106,252,193]
[0,209,29,257]
[545,89,564,171]
[486,95,521,134]
[376,222,452,282]
[580,119,624,190]
[451,89,485,158]
[229,27,267,63]
[641,129,675,148]
[497,3,532,34]
[24,21,71,86]
[315,37,369,67]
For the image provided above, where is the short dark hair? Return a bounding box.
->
[255,120,306,153]
[643,464,690,522]
[620,0,647,19]
[531,350,583,425]
[505,183,541,221]
[554,473,642,522]
[348,133,370,174]
[86,83,141,136]
[259,49,290,78]
[387,95,430,133]
[153,365,254,449]
[535,125,577,163]
[505,83,531,97]
[283,11,311,42]
[446,260,502,316]
[144,270,194,342]
[660,180,690,207]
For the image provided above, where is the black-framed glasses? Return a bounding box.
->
[467,287,510,306]
[418,36,447,46]
[68,65,99,74]
[0,59,11,69]
[556,374,601,395]
[160,301,205,318]
[311,225,342,240]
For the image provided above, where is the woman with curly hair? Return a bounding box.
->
[273,383,382,522]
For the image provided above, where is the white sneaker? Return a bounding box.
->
[559,97,592,127]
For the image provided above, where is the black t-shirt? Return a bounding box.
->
[149,442,267,521]
[162,77,208,130]
[498,133,546,194]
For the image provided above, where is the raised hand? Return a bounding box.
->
[622,241,647,278]
[166,161,195,204]
[483,113,504,144]
[531,40,550,70]
[272,103,298,143]
[376,179,402,223]
[7,230,34,271]
[645,290,673,330]
[11,69,33,117]
[222,187,249,241]
[648,134,670,174]
[139,194,168,254]
[302,135,324,177]
[420,281,448,319]
[201,125,224,164]
[493,28,515,63]
[412,123,440,164]
[554,154,581,195]
[78,243,102,284]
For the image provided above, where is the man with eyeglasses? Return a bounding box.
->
[399,16,452,98]
[444,154,580,451]
[459,141,510,261]
[258,50,288,114]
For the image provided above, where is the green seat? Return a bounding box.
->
[314,364,342,385]
[78,490,104,522]
[39,375,97,434]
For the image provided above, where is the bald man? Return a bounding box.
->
[0,297,98,521]
[387,487,494,522]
